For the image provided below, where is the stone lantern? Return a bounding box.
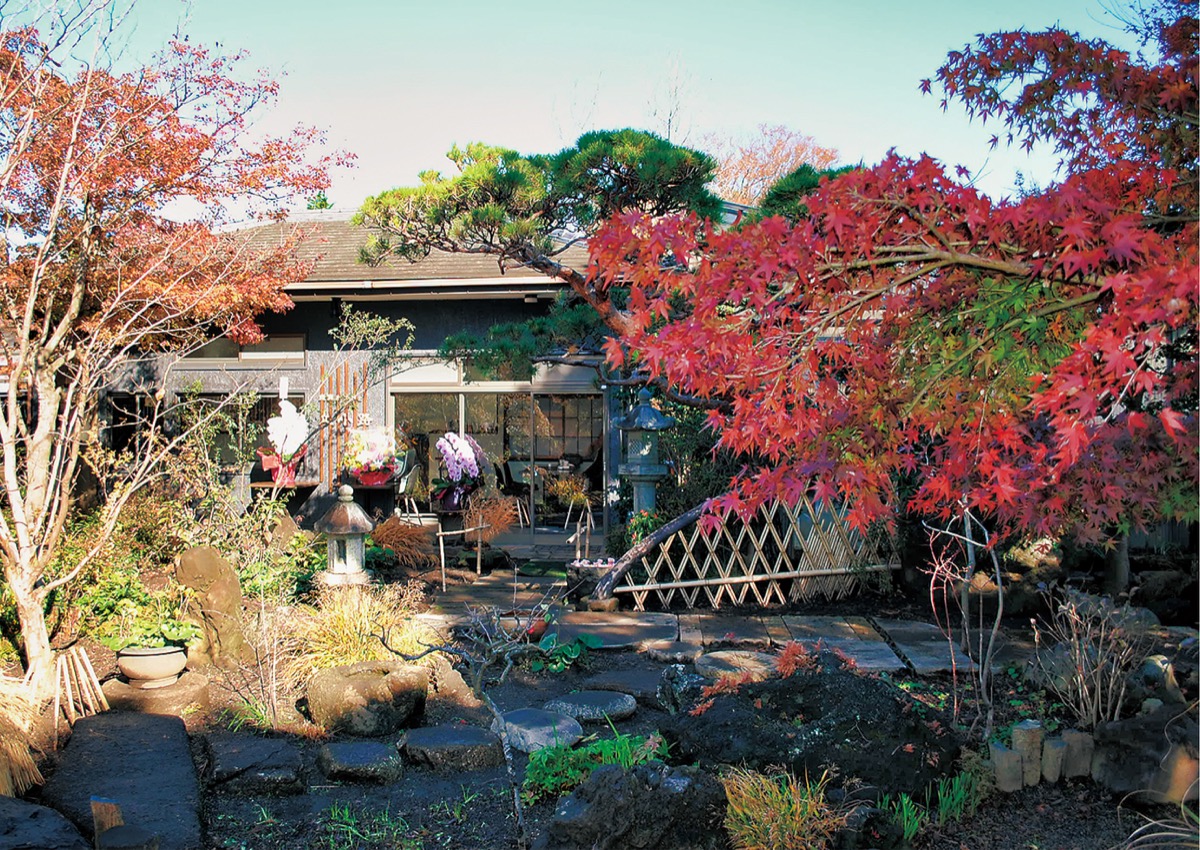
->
[315,485,374,586]
[616,388,676,515]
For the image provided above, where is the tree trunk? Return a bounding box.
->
[1103,533,1130,597]
[591,500,714,600]
[9,573,53,697]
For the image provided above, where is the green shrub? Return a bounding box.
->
[521,729,668,804]
[722,768,846,850]
[530,632,603,673]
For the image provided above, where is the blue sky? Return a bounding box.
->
[120,0,1142,208]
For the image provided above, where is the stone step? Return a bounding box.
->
[543,690,637,723]
[41,713,201,850]
[402,725,505,771]
[494,708,582,753]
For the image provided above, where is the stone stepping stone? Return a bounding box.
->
[494,708,583,753]
[585,668,669,710]
[543,690,637,723]
[403,725,504,771]
[642,640,703,664]
[41,713,201,850]
[874,618,976,675]
[205,733,304,794]
[0,796,88,850]
[816,638,905,673]
[694,650,778,682]
[317,741,403,782]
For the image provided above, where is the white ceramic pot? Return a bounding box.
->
[116,645,187,689]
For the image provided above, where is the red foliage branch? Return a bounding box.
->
[589,6,1198,543]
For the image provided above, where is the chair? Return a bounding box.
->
[496,461,531,527]
[393,449,420,519]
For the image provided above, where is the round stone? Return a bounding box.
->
[543,690,637,723]
[403,725,505,771]
[493,708,582,753]
[694,650,778,682]
[643,640,703,664]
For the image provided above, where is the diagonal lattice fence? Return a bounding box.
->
[612,497,898,610]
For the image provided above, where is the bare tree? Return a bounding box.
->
[702,123,839,204]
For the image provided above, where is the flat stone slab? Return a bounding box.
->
[543,690,637,723]
[0,796,88,850]
[694,650,778,682]
[205,733,304,794]
[403,724,505,771]
[874,618,977,674]
[816,638,906,673]
[41,713,201,850]
[551,611,677,649]
[781,615,883,642]
[495,708,583,753]
[101,671,210,718]
[642,640,703,664]
[687,614,772,647]
[316,741,402,782]
[585,668,669,709]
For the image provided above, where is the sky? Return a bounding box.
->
[110,0,1144,209]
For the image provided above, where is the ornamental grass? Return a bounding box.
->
[282,582,434,685]
[722,767,846,850]
[0,674,43,796]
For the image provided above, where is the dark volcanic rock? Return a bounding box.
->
[205,733,304,795]
[0,797,88,850]
[402,725,505,771]
[532,762,726,850]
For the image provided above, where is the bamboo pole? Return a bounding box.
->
[613,563,897,594]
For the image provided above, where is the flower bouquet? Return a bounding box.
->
[257,400,309,487]
[431,431,487,511]
[343,427,398,486]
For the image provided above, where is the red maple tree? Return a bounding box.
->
[1,12,342,693]
[591,4,1197,563]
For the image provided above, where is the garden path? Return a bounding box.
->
[421,567,1019,674]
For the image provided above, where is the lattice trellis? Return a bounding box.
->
[317,361,369,488]
[613,496,898,610]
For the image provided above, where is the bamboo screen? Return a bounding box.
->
[317,361,369,488]
[612,496,897,610]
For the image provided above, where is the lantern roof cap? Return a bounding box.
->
[616,388,676,431]
[315,484,375,534]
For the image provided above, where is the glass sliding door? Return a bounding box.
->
[394,393,461,505]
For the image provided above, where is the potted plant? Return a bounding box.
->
[257,399,309,487]
[431,431,486,512]
[102,618,202,689]
[343,425,398,486]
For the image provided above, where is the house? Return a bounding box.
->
[146,208,615,529]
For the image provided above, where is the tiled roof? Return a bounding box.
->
[239,209,589,291]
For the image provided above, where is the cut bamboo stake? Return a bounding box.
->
[77,649,110,712]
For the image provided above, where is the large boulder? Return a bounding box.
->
[307,660,427,736]
[532,762,726,850]
[1092,704,1199,804]
[175,546,250,667]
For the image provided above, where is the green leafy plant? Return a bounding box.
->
[100,616,202,651]
[880,791,930,843]
[722,767,847,850]
[530,632,603,673]
[522,728,668,804]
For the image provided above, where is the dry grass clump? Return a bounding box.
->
[282,582,434,685]
[722,767,846,850]
[371,517,436,569]
[463,495,518,544]
[0,674,43,796]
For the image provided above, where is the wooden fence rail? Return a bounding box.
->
[612,496,898,610]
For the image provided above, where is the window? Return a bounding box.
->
[185,335,305,364]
